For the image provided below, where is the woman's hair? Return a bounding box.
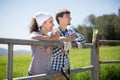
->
[29,18,39,33]
[55,9,70,24]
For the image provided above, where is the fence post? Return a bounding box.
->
[90,40,99,80]
[7,44,13,80]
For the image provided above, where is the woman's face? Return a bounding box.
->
[42,17,54,32]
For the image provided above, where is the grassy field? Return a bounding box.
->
[70,46,120,80]
[0,46,120,80]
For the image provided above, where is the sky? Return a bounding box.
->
[0,0,120,50]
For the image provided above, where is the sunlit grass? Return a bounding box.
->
[70,48,90,68]
[0,46,120,80]
[12,53,31,78]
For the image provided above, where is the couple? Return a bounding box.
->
[28,9,85,79]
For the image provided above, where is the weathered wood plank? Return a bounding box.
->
[13,66,93,80]
[0,38,63,47]
[99,60,120,64]
[99,40,120,43]
[0,38,93,47]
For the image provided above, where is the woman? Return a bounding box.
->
[28,12,59,75]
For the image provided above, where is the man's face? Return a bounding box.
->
[60,13,72,25]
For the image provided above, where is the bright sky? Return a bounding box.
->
[0,0,120,50]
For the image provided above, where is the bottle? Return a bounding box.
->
[92,29,98,43]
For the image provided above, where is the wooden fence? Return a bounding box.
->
[0,38,120,80]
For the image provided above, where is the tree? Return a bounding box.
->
[73,8,120,44]
[118,8,120,17]
[73,25,92,43]
[84,15,95,28]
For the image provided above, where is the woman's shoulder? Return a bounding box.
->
[30,31,42,35]
[30,31,42,38]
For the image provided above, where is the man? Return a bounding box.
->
[51,9,85,80]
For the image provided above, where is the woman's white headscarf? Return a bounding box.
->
[33,12,52,27]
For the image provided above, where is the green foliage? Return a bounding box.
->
[74,25,93,43]
[71,71,90,80]
[94,14,119,40]
[100,64,120,80]
[74,8,120,43]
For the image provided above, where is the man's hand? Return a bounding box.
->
[68,34,76,42]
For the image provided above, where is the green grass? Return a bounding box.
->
[70,48,91,68]
[0,46,120,80]
[0,55,7,80]
[69,46,120,80]
[12,54,31,78]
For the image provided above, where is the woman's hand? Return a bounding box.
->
[50,30,60,40]
[58,34,76,42]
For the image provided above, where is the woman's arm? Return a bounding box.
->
[31,35,54,41]
[58,34,76,42]
[30,31,60,41]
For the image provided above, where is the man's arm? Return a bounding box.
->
[74,32,86,43]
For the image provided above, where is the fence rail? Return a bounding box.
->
[100,60,120,64]
[99,40,120,43]
[0,38,120,80]
[14,66,94,80]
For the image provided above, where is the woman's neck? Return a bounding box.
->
[40,29,48,35]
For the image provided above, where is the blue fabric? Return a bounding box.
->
[51,27,85,71]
